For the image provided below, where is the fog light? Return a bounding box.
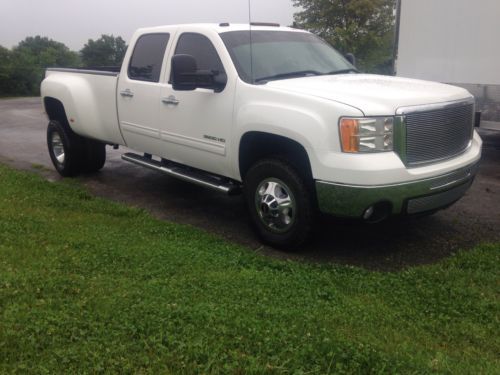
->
[363,202,392,223]
[363,206,374,220]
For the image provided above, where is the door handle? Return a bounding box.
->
[120,89,134,98]
[161,95,180,105]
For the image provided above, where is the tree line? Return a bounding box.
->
[0,35,126,97]
[0,0,396,97]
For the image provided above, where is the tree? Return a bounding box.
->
[15,36,80,67]
[80,35,127,67]
[293,0,396,74]
[0,46,16,95]
[0,36,79,97]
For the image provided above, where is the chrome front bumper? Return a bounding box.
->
[315,162,479,218]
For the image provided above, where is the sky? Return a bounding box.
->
[0,0,296,51]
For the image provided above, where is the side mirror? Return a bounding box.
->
[171,54,227,93]
[171,54,197,91]
[344,53,356,67]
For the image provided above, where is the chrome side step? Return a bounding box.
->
[121,152,241,195]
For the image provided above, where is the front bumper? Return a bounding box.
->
[315,161,479,218]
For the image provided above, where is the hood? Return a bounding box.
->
[266,74,472,116]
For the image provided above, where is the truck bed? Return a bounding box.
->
[43,68,124,145]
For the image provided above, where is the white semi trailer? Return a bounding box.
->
[395,0,500,130]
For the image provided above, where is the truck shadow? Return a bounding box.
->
[301,214,481,271]
[80,166,497,272]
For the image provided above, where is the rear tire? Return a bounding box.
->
[47,120,83,177]
[47,120,106,176]
[82,139,106,173]
[244,158,315,249]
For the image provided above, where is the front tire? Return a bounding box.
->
[244,158,315,249]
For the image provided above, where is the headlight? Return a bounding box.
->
[339,117,394,153]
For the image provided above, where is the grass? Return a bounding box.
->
[30,163,51,171]
[0,164,498,374]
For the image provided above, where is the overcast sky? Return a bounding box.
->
[0,0,296,50]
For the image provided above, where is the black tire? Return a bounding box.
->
[244,158,315,249]
[47,120,84,177]
[47,120,106,176]
[81,138,106,173]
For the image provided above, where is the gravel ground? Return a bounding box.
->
[1,97,499,270]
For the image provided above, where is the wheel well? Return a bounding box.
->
[239,132,313,181]
[44,97,69,127]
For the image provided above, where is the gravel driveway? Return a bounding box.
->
[1,97,499,270]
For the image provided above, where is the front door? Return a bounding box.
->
[158,32,234,176]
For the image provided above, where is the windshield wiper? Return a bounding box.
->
[255,70,323,83]
[324,68,359,75]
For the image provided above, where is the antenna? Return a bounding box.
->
[248,0,254,83]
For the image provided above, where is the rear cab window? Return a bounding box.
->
[128,33,170,82]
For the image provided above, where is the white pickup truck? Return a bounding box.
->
[41,23,482,248]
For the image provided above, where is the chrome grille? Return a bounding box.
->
[404,103,473,167]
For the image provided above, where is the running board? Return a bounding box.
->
[121,152,241,195]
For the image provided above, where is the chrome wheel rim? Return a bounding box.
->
[51,132,65,164]
[255,178,296,233]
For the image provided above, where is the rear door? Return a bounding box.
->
[117,33,171,155]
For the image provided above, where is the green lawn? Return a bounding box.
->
[0,164,498,374]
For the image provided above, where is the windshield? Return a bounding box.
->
[220,30,356,84]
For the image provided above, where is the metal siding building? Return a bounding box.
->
[395,0,500,128]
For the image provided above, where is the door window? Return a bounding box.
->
[174,33,225,74]
[128,33,170,82]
